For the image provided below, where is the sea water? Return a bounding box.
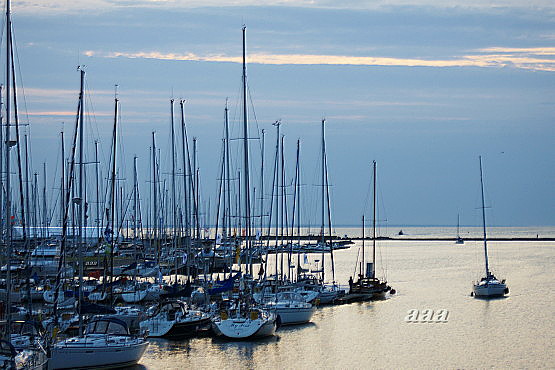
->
[132,226,555,369]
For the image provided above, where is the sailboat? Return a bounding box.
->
[349,161,392,300]
[455,213,464,244]
[48,73,148,368]
[472,156,508,298]
[211,27,277,339]
[139,299,211,339]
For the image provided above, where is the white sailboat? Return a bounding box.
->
[260,291,315,325]
[472,156,508,298]
[48,318,148,370]
[212,302,277,339]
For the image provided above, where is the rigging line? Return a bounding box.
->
[11,29,31,135]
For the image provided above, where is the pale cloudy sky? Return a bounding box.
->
[3,0,555,227]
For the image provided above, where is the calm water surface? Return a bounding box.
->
[133,227,555,369]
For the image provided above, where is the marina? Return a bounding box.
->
[0,0,554,369]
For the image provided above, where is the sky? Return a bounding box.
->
[2,0,554,229]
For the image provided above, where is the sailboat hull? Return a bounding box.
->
[48,335,148,370]
[473,281,507,297]
[273,306,315,325]
[212,315,276,339]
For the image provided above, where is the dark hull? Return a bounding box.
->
[162,317,212,339]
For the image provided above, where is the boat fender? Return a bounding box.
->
[504,288,509,294]
[470,292,474,297]
[389,289,396,295]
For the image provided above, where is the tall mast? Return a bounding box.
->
[108,88,118,304]
[479,156,490,277]
[94,140,100,241]
[320,119,325,282]
[151,132,158,260]
[224,100,232,238]
[457,213,460,239]
[0,85,3,241]
[272,121,280,280]
[179,100,191,278]
[170,99,177,280]
[42,163,47,238]
[242,26,252,275]
[361,215,365,278]
[133,156,138,238]
[260,129,265,238]
[372,160,376,279]
[61,131,65,228]
[192,137,199,239]
[77,68,85,335]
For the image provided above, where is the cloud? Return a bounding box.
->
[13,0,555,15]
[84,47,555,72]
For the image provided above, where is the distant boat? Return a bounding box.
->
[472,157,508,298]
[455,214,464,244]
[398,230,404,236]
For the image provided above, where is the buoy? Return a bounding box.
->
[470,292,474,296]
[389,289,396,295]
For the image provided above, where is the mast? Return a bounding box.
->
[61,131,65,228]
[361,215,365,278]
[479,156,490,277]
[320,119,325,282]
[151,132,158,261]
[179,100,191,278]
[280,135,285,280]
[293,139,301,280]
[224,100,232,239]
[170,99,177,281]
[94,140,99,242]
[457,213,460,239]
[42,163,47,238]
[242,26,252,275]
[259,129,265,239]
[133,156,138,238]
[372,160,376,279]
[4,9,12,334]
[53,67,84,334]
[108,87,118,304]
[77,68,85,335]
[272,121,280,280]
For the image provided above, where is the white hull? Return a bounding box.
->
[43,290,75,307]
[274,306,315,325]
[473,281,507,297]
[48,334,148,369]
[121,289,148,303]
[212,314,276,339]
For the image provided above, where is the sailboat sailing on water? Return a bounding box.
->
[471,156,508,298]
